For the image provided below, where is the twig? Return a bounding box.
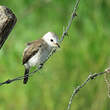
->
[0,0,80,86]
[60,0,80,43]
[104,68,110,98]
[66,70,109,110]
[0,65,42,86]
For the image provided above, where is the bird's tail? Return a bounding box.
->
[23,68,29,84]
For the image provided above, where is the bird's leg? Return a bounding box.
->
[38,63,44,69]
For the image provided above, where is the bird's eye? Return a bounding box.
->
[50,39,53,42]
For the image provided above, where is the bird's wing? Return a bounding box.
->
[22,39,43,65]
[26,41,36,46]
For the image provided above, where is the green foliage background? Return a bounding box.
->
[0,0,110,110]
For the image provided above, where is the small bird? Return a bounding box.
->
[22,32,60,84]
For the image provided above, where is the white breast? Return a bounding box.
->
[26,47,52,68]
[28,52,40,67]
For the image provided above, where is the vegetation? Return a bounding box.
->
[0,0,110,110]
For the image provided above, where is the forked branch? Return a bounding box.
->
[66,70,109,110]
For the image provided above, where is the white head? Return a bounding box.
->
[42,32,60,48]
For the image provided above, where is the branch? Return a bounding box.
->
[0,6,17,49]
[66,68,110,110]
[60,0,80,43]
[0,65,42,86]
[0,0,80,86]
[104,70,110,98]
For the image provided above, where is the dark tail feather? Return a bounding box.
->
[23,68,29,84]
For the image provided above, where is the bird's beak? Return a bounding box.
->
[55,43,60,48]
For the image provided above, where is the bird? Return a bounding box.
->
[22,32,60,84]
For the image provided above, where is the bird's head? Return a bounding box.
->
[42,32,60,48]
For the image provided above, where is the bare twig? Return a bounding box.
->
[104,68,110,98]
[60,0,80,43]
[66,70,109,110]
[0,0,80,86]
[0,65,42,86]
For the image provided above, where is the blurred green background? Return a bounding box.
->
[0,0,110,110]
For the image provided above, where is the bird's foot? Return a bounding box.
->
[39,63,44,69]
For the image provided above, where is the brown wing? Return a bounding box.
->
[26,41,36,46]
[22,39,43,65]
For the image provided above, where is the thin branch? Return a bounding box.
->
[60,0,80,43]
[0,0,80,86]
[66,69,110,110]
[104,69,110,98]
[0,65,42,86]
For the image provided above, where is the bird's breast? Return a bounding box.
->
[27,46,52,67]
